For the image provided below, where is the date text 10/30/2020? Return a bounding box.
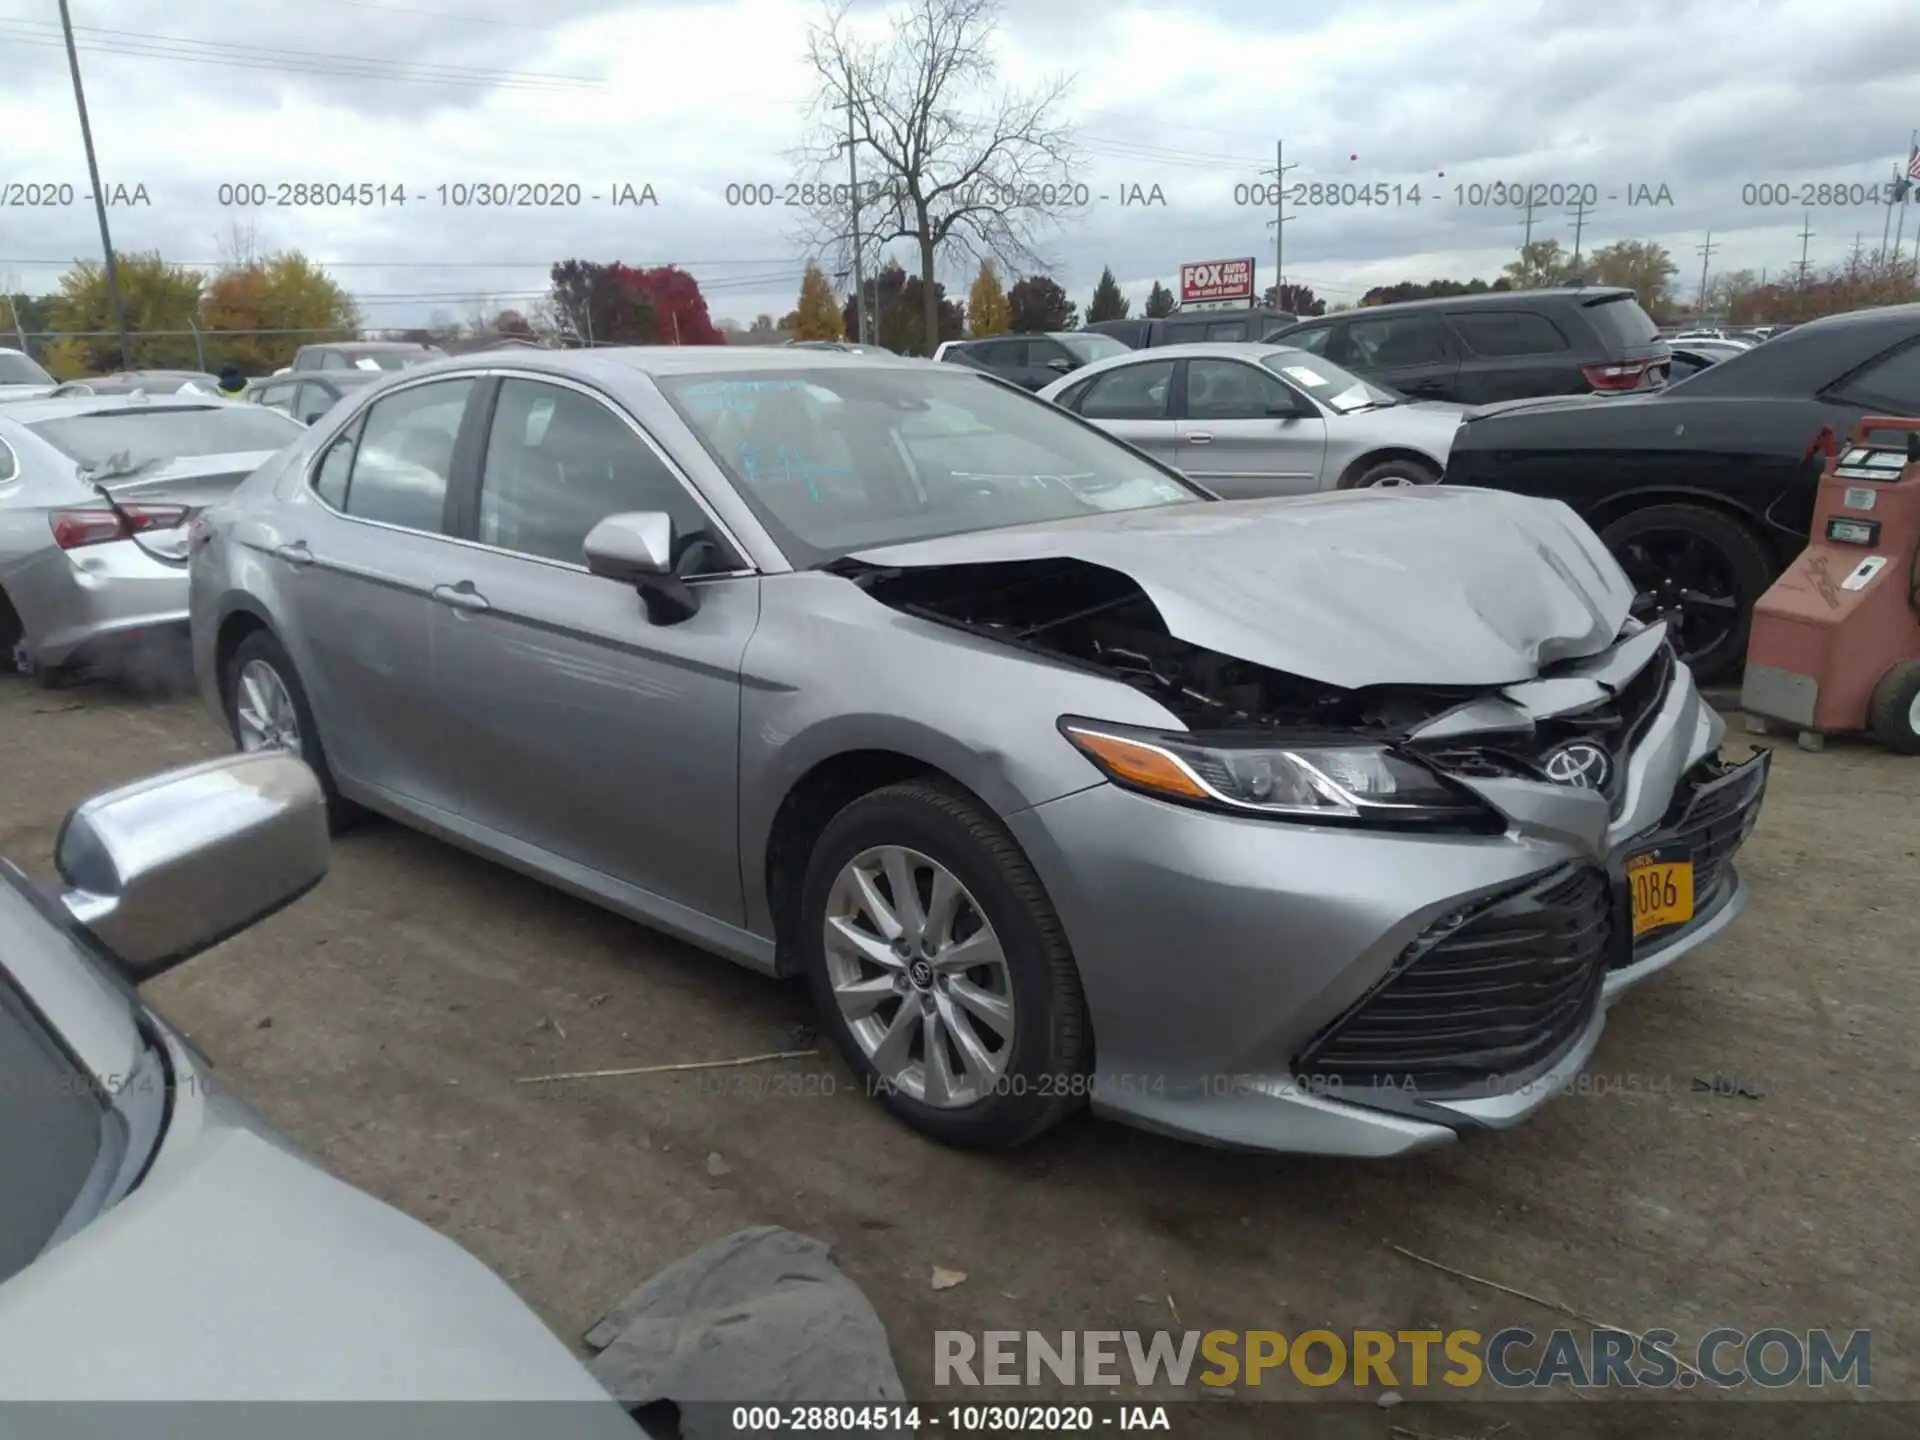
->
[211,182,659,208]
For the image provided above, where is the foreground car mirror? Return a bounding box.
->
[584,511,700,624]
[55,753,329,983]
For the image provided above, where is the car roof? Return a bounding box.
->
[372,345,935,385]
[0,393,248,425]
[1313,287,1635,318]
[300,340,441,352]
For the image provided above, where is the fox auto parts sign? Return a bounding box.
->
[1180,257,1255,305]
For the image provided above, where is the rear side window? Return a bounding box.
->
[1346,313,1451,367]
[1445,311,1570,357]
[1280,325,1335,357]
[1831,342,1920,413]
[975,340,1025,366]
[1078,360,1174,420]
[1204,321,1249,341]
[337,377,473,532]
[1582,294,1662,350]
[293,383,338,425]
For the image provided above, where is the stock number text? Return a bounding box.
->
[1742,181,1905,208]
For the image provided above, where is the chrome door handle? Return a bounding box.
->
[431,582,490,613]
[274,541,314,566]
[1185,432,1213,444]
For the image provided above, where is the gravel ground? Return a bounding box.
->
[3,674,1914,1436]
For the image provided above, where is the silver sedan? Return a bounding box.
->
[1038,341,1467,494]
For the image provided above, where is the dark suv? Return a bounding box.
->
[1084,307,1298,350]
[1270,288,1669,405]
[937,331,1132,390]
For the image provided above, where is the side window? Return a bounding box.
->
[977,339,1026,367]
[1831,341,1920,413]
[294,382,337,425]
[477,378,715,568]
[1346,313,1451,367]
[340,378,472,532]
[1185,359,1293,420]
[1078,360,1175,420]
[1054,377,1095,411]
[319,351,349,371]
[1028,339,1072,366]
[312,425,356,509]
[1281,325,1335,357]
[1205,321,1249,341]
[1445,310,1570,357]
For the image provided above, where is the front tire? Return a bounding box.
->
[1600,504,1775,685]
[223,630,361,829]
[1868,660,1920,755]
[800,780,1089,1149]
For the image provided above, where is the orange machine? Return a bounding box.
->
[1741,418,1920,753]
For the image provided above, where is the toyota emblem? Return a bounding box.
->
[1542,741,1612,790]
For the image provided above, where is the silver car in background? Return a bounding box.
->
[0,752,636,1420]
[188,347,1767,1159]
[1038,341,1466,492]
[0,347,57,402]
[0,395,305,680]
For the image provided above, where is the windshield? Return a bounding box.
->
[27,405,305,468]
[1058,333,1131,364]
[1258,351,1403,413]
[658,367,1202,565]
[0,353,53,386]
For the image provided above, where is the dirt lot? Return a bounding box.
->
[3,674,1915,1433]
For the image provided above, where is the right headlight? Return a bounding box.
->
[1059,718,1498,829]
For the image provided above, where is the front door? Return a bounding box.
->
[1071,358,1178,464]
[275,376,480,814]
[1174,357,1328,497]
[430,375,757,926]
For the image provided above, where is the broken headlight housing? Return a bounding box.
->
[1059,719,1498,829]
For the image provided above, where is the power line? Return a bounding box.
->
[0,18,602,91]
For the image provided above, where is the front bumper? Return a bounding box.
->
[1008,662,1769,1158]
[5,536,191,669]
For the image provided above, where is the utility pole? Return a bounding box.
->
[1694,231,1718,312]
[57,0,133,371]
[1881,165,1899,257]
[1794,214,1816,288]
[1519,192,1540,250]
[1259,141,1298,300]
[1566,194,1594,268]
[845,97,867,346]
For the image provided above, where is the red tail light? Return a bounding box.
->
[49,503,190,550]
[1580,361,1651,392]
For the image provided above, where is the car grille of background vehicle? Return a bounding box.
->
[1294,863,1614,1094]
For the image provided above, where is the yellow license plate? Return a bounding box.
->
[1627,850,1694,937]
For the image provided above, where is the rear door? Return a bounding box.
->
[1341,311,1461,400]
[1176,357,1327,496]
[1441,309,1579,404]
[428,374,758,925]
[271,375,481,813]
[1070,358,1178,462]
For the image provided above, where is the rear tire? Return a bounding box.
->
[223,630,362,830]
[1599,504,1775,685]
[1345,456,1441,489]
[1868,660,1920,755]
[799,780,1089,1150]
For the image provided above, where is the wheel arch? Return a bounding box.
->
[211,601,276,712]
[1578,486,1778,559]
[1335,447,1445,489]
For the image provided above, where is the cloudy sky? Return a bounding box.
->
[4,0,1920,333]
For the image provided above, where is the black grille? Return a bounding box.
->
[1296,864,1614,1094]
[1613,750,1770,964]
[1418,640,1675,813]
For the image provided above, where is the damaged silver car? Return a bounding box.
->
[187,348,1768,1158]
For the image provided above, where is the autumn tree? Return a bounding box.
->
[201,251,358,373]
[49,252,204,371]
[1502,239,1576,290]
[1358,277,1511,306]
[1260,282,1326,316]
[1086,266,1128,323]
[548,261,660,345]
[793,263,843,340]
[1144,280,1176,317]
[968,259,1011,336]
[839,260,963,352]
[1007,275,1075,332]
[797,0,1082,355]
[1583,240,1680,319]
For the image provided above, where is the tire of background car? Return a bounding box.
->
[1596,505,1776,686]
[223,629,362,830]
[1343,456,1441,488]
[1867,659,1920,755]
[799,779,1090,1150]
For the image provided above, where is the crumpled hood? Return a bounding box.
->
[849,488,1635,689]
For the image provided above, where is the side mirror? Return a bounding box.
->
[1046,358,1073,372]
[583,511,700,624]
[55,753,329,983]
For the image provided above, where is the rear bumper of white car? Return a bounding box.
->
[6,536,190,670]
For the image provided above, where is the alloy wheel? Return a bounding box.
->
[822,845,1015,1108]
[234,658,303,756]
[1616,532,1741,665]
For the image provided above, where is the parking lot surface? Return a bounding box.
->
[4,676,1915,1425]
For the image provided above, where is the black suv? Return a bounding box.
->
[937,331,1132,390]
[1270,288,1669,405]
[1084,307,1298,350]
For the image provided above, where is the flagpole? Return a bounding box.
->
[1882,165,1898,256]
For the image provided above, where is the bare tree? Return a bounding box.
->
[795,0,1083,354]
[214,219,260,270]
